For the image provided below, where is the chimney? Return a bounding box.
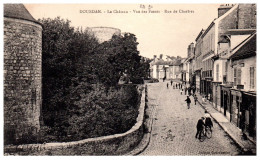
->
[218,4,234,17]
[160,54,163,59]
[190,42,194,48]
[191,43,195,56]
[188,43,194,58]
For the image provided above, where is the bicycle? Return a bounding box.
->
[199,126,212,142]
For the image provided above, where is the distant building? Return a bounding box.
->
[87,27,121,43]
[149,54,183,80]
[181,43,195,86]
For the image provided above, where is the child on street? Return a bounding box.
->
[194,94,198,105]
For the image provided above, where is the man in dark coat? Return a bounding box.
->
[196,117,205,139]
[185,96,191,109]
[188,87,191,96]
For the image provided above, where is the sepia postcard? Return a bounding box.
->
[1,0,258,159]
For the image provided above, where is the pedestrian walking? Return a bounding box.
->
[193,87,196,95]
[185,96,191,109]
[178,83,181,89]
[167,83,169,89]
[184,87,187,95]
[188,87,191,96]
[180,89,183,95]
[176,83,178,89]
[170,80,173,86]
[193,94,198,105]
[195,117,205,139]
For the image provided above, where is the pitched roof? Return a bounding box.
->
[195,29,204,42]
[229,32,256,60]
[202,4,238,39]
[4,4,40,24]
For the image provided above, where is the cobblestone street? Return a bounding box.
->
[139,82,241,156]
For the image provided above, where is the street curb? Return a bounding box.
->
[124,86,156,156]
[197,99,256,155]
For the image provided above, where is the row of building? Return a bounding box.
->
[149,4,256,141]
[149,54,184,80]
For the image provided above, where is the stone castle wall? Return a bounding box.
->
[4,17,42,144]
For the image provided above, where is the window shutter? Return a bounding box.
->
[250,67,255,89]
[237,68,241,85]
[234,67,237,86]
[216,64,219,81]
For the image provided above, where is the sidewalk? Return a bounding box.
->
[195,93,256,155]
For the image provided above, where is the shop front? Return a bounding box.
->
[242,91,256,140]
[200,79,205,96]
[230,89,243,129]
[195,70,201,94]
[205,78,213,101]
[221,85,232,120]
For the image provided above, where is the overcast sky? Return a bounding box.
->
[25,4,220,58]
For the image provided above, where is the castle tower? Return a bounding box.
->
[87,27,121,43]
[4,4,42,144]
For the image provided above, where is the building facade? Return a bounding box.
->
[228,33,256,139]
[150,54,183,80]
[194,29,204,93]
[190,4,256,141]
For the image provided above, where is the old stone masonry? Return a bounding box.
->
[4,4,42,144]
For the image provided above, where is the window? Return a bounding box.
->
[216,64,219,81]
[250,67,255,89]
